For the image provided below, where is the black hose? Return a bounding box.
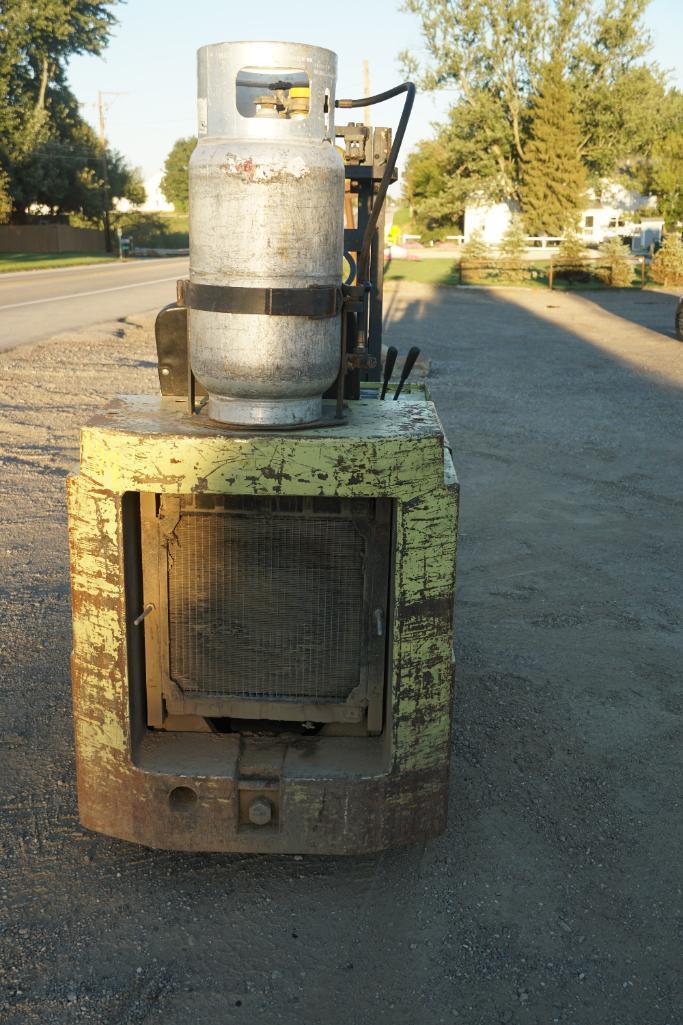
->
[336,83,415,109]
[335,83,416,283]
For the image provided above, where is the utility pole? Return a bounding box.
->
[96,91,127,252]
[362,60,371,128]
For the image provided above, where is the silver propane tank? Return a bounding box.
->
[189,41,345,427]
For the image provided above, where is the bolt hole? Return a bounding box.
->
[168,785,197,810]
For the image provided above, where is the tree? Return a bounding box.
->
[0,169,11,224]
[498,213,528,281]
[555,230,587,283]
[400,0,675,228]
[558,231,584,264]
[650,233,683,286]
[0,0,137,225]
[521,60,587,235]
[597,236,634,286]
[646,91,683,228]
[160,137,197,213]
[404,89,515,226]
[0,0,120,149]
[460,229,490,259]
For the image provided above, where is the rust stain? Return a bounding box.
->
[67,393,458,853]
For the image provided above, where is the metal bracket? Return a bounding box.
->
[347,351,377,371]
[177,280,341,318]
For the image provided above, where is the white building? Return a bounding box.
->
[115,171,175,214]
[580,182,663,251]
[463,199,516,244]
[462,181,663,251]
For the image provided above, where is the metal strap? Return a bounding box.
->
[177,280,340,318]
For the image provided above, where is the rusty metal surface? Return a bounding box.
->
[154,303,207,399]
[67,395,458,853]
[141,494,390,729]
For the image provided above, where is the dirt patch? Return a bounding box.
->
[1,287,681,1023]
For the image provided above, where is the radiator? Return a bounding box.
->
[141,494,391,729]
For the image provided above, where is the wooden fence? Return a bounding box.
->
[0,225,106,254]
[458,256,649,289]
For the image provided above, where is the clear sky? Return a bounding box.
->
[67,0,683,186]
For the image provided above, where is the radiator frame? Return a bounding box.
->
[140,492,392,732]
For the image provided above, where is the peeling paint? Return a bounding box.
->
[221,153,311,183]
[67,394,458,853]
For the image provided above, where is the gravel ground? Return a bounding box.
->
[0,284,681,1024]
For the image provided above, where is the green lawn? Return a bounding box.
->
[385,258,462,286]
[384,257,649,290]
[0,251,120,273]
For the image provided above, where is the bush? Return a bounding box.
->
[596,236,634,287]
[554,231,593,284]
[111,211,189,249]
[650,233,683,286]
[461,229,490,260]
[497,215,527,283]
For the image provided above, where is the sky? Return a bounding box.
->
[67,0,683,188]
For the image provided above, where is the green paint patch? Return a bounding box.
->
[0,252,120,273]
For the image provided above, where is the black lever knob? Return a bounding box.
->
[393,346,421,400]
[380,346,398,400]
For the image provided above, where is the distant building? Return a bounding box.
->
[463,198,516,244]
[115,171,175,214]
[580,182,663,251]
[462,181,663,252]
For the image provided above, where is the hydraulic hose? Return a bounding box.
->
[336,83,416,282]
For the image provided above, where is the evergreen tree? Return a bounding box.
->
[650,234,683,286]
[555,230,587,285]
[460,229,491,284]
[558,232,584,265]
[597,237,634,287]
[461,229,489,260]
[160,137,198,213]
[401,0,674,228]
[521,60,587,236]
[498,213,528,282]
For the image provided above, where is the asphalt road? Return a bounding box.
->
[0,257,188,352]
[1,284,681,1024]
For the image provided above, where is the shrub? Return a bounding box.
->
[650,233,683,286]
[554,231,592,284]
[498,215,528,283]
[597,236,634,287]
[461,229,490,260]
[111,211,189,249]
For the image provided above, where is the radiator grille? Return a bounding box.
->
[166,506,366,702]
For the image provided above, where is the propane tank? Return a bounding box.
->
[189,41,345,427]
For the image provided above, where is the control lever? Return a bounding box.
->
[380,346,398,400]
[393,346,420,400]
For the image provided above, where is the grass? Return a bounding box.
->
[384,257,650,290]
[113,211,189,249]
[0,251,121,273]
[385,258,462,286]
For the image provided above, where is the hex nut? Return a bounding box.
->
[248,797,273,826]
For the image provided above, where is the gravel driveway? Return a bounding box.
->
[1,283,681,1024]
